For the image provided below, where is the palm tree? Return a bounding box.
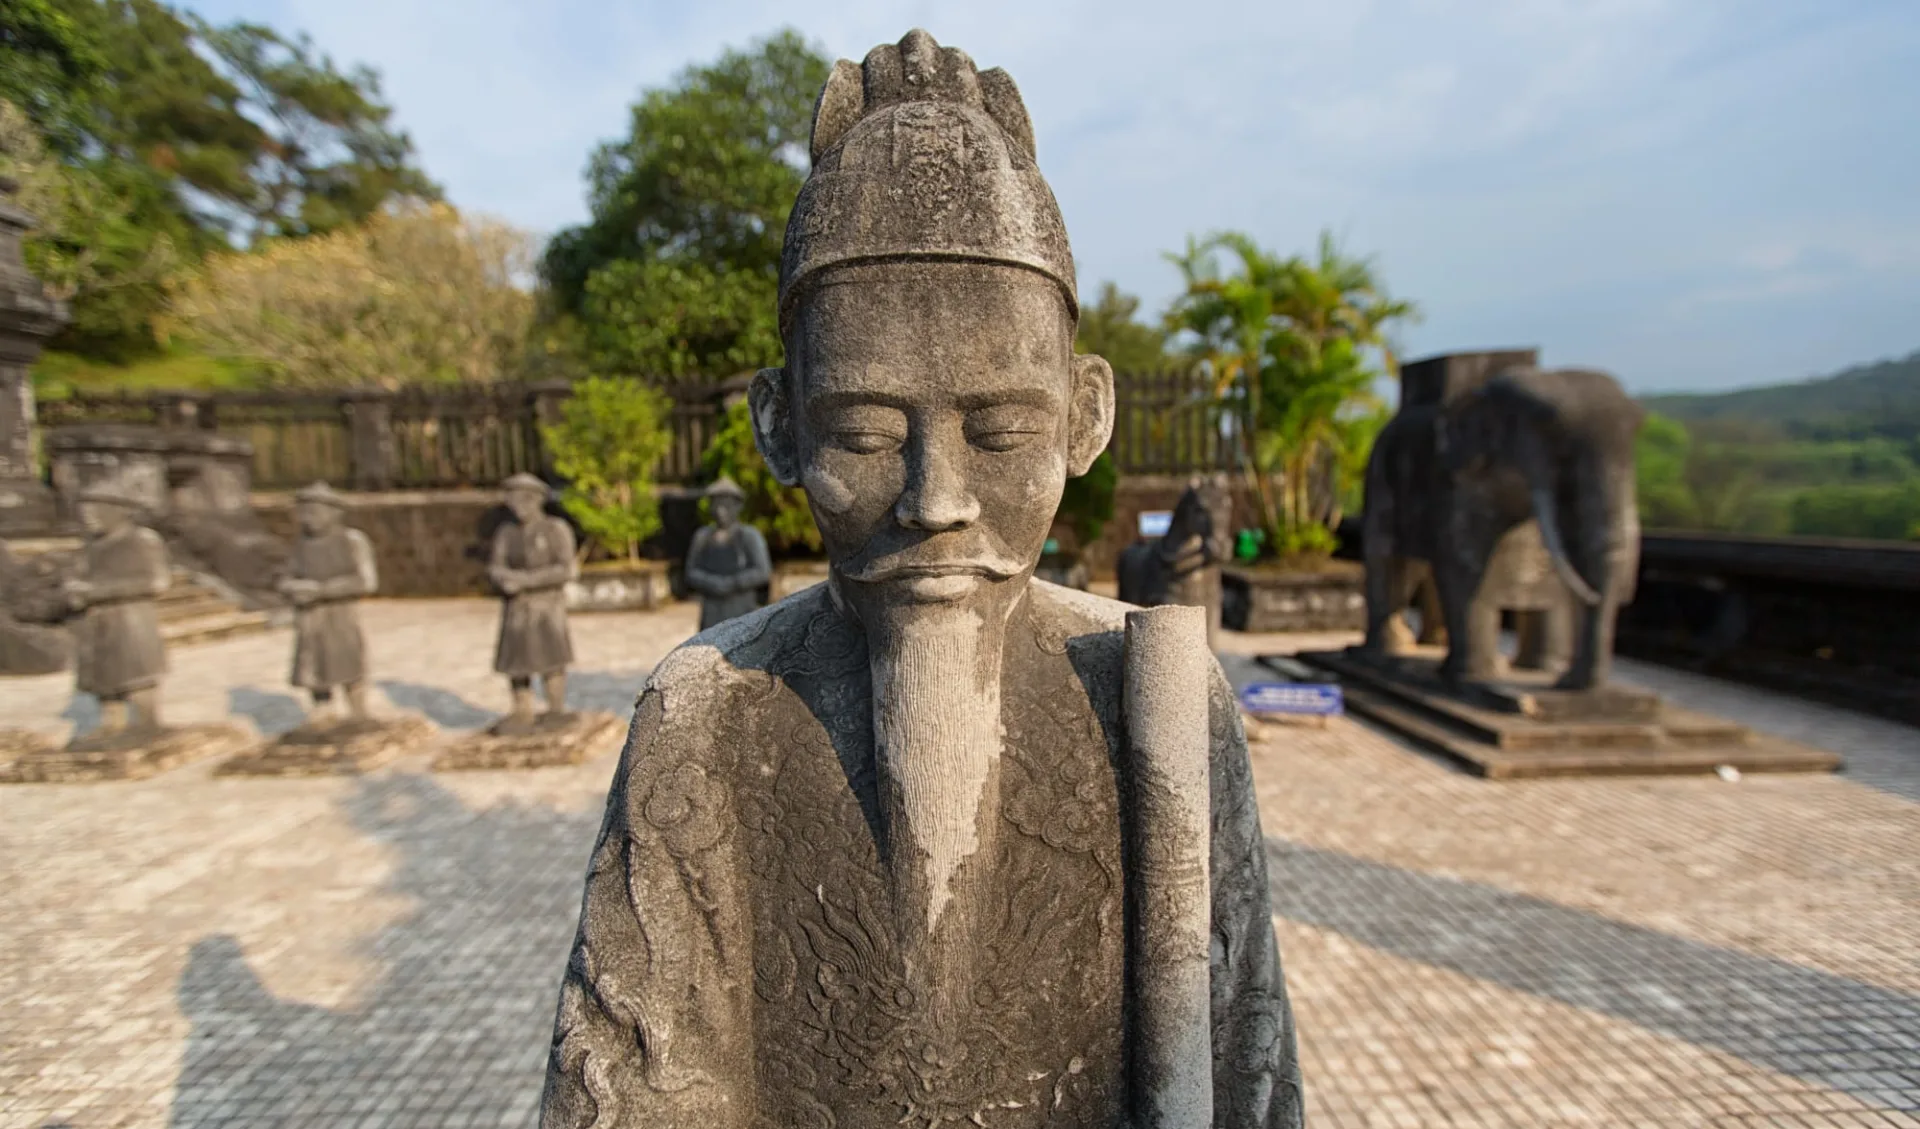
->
[1165,230,1417,559]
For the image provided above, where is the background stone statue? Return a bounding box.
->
[539,31,1301,1129]
[1360,360,1644,688]
[489,473,577,732]
[1117,478,1229,646]
[682,475,771,630]
[66,487,169,744]
[281,482,378,726]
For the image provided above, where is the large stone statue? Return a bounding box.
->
[1117,478,1229,646]
[539,31,1301,1129]
[489,473,578,731]
[683,475,772,629]
[281,482,378,724]
[65,486,170,742]
[1360,353,1643,689]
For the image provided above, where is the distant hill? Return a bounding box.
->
[1641,351,1920,440]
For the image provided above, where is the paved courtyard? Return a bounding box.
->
[1,599,1916,1128]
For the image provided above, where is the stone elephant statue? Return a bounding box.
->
[1360,365,1644,689]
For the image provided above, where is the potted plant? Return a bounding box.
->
[1165,231,1416,631]
[540,376,675,612]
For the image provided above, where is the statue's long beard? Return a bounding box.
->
[867,603,1006,946]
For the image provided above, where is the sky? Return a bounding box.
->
[183,0,1920,395]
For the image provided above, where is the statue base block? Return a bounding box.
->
[1288,646,1843,779]
[217,715,437,777]
[0,723,253,783]
[432,710,623,771]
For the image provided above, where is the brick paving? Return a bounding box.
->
[1,602,1915,1127]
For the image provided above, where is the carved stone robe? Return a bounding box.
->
[74,524,169,697]
[540,581,1303,1129]
[289,527,377,690]
[491,515,576,676]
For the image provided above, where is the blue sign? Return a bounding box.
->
[1239,681,1344,717]
[1138,510,1173,537]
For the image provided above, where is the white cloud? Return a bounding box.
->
[182,0,1920,392]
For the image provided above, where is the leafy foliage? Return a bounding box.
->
[171,201,536,388]
[1165,230,1416,559]
[540,377,674,561]
[541,30,829,381]
[3,0,435,358]
[699,399,822,556]
[1075,282,1174,373]
[1056,450,1117,548]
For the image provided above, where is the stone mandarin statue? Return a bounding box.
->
[490,473,578,731]
[66,487,170,742]
[539,31,1302,1129]
[281,482,379,725]
[683,475,773,630]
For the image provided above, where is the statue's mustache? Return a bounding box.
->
[842,539,1025,583]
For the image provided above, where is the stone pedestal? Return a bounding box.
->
[431,710,622,771]
[217,715,437,777]
[1222,562,1366,632]
[0,723,253,783]
[1291,645,1841,779]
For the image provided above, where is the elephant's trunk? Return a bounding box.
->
[1529,484,1602,607]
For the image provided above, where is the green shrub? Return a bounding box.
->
[540,377,673,561]
[699,399,822,556]
[1056,450,1117,548]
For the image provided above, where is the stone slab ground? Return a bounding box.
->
[0,602,1914,1128]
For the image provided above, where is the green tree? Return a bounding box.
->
[1166,230,1416,558]
[542,29,829,382]
[1075,282,1172,373]
[1635,411,1698,528]
[541,377,674,562]
[1,0,104,154]
[699,399,822,555]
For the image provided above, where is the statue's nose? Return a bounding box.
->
[896,446,980,531]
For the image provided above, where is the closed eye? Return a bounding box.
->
[834,430,905,455]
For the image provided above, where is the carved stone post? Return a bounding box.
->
[0,177,71,536]
[343,390,395,491]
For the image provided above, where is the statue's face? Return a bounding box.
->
[505,489,544,525]
[297,501,340,537]
[711,495,743,529]
[781,262,1091,606]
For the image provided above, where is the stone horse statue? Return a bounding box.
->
[1117,480,1228,646]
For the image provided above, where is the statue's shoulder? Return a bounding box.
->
[1027,580,1130,681]
[644,584,832,703]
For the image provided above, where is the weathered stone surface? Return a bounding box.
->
[0,177,69,538]
[1224,561,1366,633]
[538,30,1300,1129]
[431,710,622,772]
[1,722,251,783]
[216,715,436,777]
[565,560,669,613]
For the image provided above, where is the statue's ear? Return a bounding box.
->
[1066,353,1115,478]
[749,367,802,486]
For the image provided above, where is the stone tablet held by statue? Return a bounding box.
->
[683,475,772,630]
[538,31,1302,1129]
[490,473,577,732]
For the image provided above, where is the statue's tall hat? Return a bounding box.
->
[778,29,1077,334]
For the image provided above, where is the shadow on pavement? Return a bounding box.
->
[376,680,499,730]
[1268,837,1920,1111]
[169,774,600,1128]
[227,686,307,737]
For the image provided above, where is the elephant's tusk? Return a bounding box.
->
[1531,487,1602,606]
